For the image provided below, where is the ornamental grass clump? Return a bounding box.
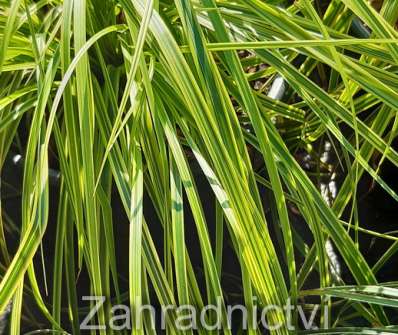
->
[1,0,398,333]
